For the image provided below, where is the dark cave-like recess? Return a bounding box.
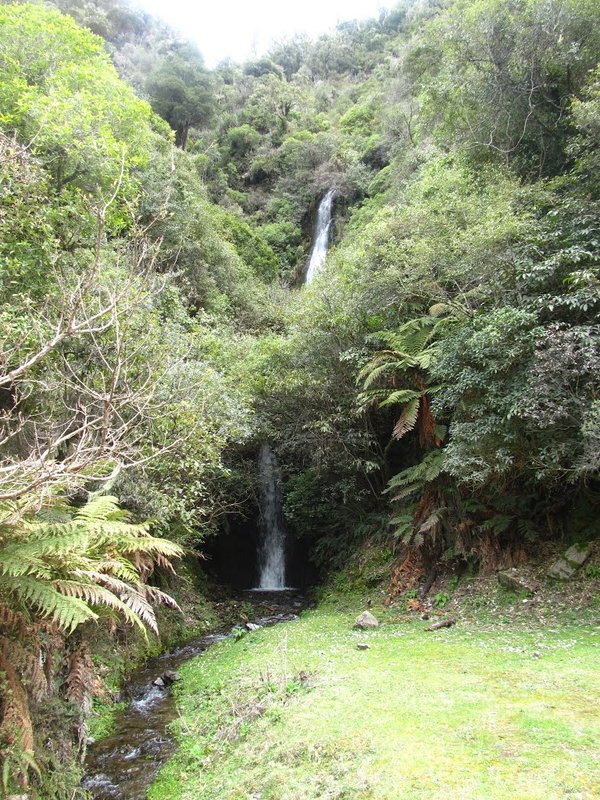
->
[202,515,316,590]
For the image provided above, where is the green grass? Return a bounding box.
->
[150,602,600,800]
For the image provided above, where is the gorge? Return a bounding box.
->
[1,0,599,797]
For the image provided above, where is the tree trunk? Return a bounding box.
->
[175,123,189,150]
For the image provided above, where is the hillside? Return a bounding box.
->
[0,0,599,796]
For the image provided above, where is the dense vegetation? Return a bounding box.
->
[0,0,599,794]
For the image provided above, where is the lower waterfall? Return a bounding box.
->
[256,443,288,589]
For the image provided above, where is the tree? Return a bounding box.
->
[0,3,153,200]
[417,0,600,176]
[146,43,213,148]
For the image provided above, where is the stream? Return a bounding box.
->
[82,591,304,800]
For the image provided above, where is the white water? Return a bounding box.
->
[257,443,287,589]
[305,188,336,284]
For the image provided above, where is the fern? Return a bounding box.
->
[418,507,447,534]
[480,515,514,535]
[392,397,420,440]
[357,315,453,445]
[0,494,183,637]
[379,389,421,408]
[385,451,446,494]
[2,575,97,633]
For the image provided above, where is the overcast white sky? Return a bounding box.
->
[136,0,390,66]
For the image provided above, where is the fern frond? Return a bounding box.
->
[356,389,396,414]
[480,515,514,535]
[0,532,91,573]
[66,644,93,717]
[143,585,181,612]
[390,514,415,543]
[385,450,446,495]
[75,495,127,523]
[54,579,148,633]
[0,494,181,638]
[392,397,420,440]
[1,576,97,633]
[390,483,421,502]
[119,588,158,633]
[418,507,447,534]
[357,357,406,388]
[118,535,184,559]
[0,604,26,631]
[379,389,421,408]
[93,559,140,582]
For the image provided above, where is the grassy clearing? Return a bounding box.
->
[150,590,600,800]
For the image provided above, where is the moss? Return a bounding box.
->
[88,699,127,740]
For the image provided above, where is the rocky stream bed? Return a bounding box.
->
[83,591,304,800]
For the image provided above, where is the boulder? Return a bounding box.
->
[162,670,181,685]
[246,622,261,632]
[564,543,592,567]
[153,677,165,688]
[357,643,370,650]
[547,558,577,580]
[548,543,591,580]
[354,610,379,629]
[497,569,534,595]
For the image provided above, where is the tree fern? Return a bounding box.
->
[357,315,452,444]
[385,450,447,501]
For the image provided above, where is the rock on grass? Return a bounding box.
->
[354,611,379,629]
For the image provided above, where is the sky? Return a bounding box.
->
[136,0,390,67]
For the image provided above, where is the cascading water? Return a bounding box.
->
[256,443,287,589]
[305,188,336,284]
[252,193,336,588]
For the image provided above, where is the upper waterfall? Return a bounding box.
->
[305,188,336,284]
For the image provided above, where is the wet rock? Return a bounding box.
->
[153,671,180,688]
[357,643,370,650]
[354,610,379,629]
[548,543,591,580]
[246,622,261,632]
[497,569,534,595]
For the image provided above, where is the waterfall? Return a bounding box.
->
[305,188,336,284]
[256,443,287,590]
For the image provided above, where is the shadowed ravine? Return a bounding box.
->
[83,592,304,800]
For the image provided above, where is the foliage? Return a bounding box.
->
[416,0,600,176]
[146,42,213,149]
[0,494,182,792]
[0,495,182,636]
[0,3,154,205]
[2,0,600,791]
